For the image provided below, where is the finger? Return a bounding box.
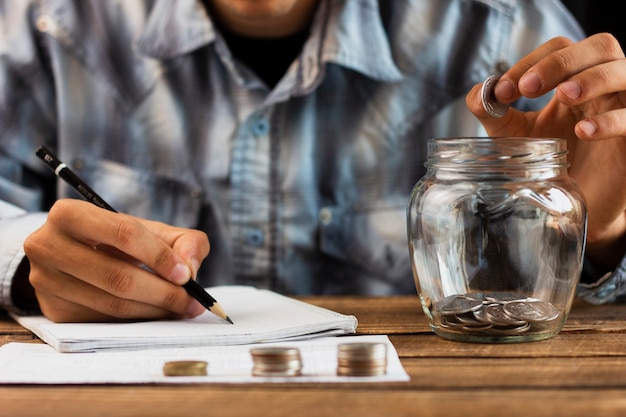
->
[31,261,204,321]
[493,36,575,103]
[574,108,626,141]
[496,34,624,103]
[35,289,114,323]
[25,228,205,319]
[28,256,176,322]
[465,82,530,137]
[34,279,187,323]
[33,238,201,318]
[47,200,192,285]
[138,218,210,279]
[555,58,626,106]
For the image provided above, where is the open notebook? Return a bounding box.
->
[12,286,358,353]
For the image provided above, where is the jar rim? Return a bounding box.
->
[425,137,569,171]
[428,137,565,145]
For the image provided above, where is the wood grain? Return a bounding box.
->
[3,296,626,417]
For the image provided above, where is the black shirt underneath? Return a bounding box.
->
[220,28,310,88]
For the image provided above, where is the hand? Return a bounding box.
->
[466,33,626,270]
[23,199,210,322]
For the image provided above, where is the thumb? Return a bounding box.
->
[465,80,528,137]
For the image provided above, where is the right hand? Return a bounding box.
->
[23,199,211,322]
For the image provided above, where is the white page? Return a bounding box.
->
[0,335,409,384]
[11,286,358,352]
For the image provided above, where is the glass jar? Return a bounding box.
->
[407,137,587,343]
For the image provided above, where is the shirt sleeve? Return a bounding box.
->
[577,256,626,304]
[0,201,47,313]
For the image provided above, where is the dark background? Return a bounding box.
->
[562,0,626,46]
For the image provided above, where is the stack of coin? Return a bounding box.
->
[436,292,560,336]
[337,342,388,376]
[162,360,208,377]
[250,346,303,377]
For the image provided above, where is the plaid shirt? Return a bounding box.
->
[2,0,619,312]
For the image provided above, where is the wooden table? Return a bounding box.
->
[2,296,626,417]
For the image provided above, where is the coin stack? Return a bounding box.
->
[436,292,560,336]
[336,342,388,377]
[162,360,208,377]
[250,346,303,377]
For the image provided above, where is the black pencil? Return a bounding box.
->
[35,145,233,324]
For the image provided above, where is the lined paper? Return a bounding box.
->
[11,286,358,353]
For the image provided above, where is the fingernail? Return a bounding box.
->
[186,300,205,318]
[494,79,515,101]
[171,262,191,284]
[560,81,582,99]
[190,257,201,278]
[519,72,542,94]
[578,119,597,137]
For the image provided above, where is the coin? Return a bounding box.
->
[503,300,560,322]
[435,291,561,337]
[250,346,303,376]
[436,295,482,315]
[337,342,388,377]
[482,303,527,326]
[481,75,509,118]
[162,360,208,377]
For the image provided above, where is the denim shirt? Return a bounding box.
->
[1,0,623,311]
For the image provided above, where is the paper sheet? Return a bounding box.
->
[11,286,358,352]
[0,335,409,384]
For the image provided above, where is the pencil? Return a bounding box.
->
[35,145,233,324]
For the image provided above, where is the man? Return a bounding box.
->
[1,0,624,322]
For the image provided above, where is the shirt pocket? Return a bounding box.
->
[60,159,202,228]
[318,197,413,290]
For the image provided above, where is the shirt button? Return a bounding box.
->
[190,188,202,199]
[494,61,509,75]
[246,229,265,246]
[36,16,52,32]
[319,207,333,225]
[251,118,269,137]
[72,159,85,170]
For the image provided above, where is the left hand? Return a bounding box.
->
[466,33,626,270]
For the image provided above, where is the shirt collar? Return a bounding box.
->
[317,0,402,83]
[136,0,401,81]
[135,0,216,58]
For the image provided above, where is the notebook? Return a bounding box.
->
[11,286,358,353]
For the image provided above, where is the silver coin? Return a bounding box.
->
[436,295,483,315]
[481,75,509,118]
[481,292,527,304]
[503,300,560,323]
[455,312,487,326]
[487,321,531,335]
[484,303,527,326]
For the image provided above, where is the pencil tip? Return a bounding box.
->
[226,316,234,324]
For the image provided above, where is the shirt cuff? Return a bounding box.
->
[576,255,626,304]
[0,211,48,313]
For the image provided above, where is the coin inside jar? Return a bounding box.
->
[481,75,509,118]
[250,346,303,377]
[337,342,388,377]
[436,292,561,337]
[162,360,208,377]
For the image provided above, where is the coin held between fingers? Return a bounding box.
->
[481,75,509,118]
